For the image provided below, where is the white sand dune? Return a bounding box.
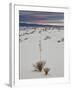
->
[19,28,64,79]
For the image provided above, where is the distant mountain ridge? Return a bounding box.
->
[19,23,64,27]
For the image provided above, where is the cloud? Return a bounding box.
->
[19,10,64,26]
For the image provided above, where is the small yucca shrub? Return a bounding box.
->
[43,67,50,75]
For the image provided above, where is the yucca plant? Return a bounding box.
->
[43,67,50,75]
[33,61,46,72]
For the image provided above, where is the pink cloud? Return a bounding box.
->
[32,20,48,24]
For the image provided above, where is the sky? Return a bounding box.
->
[19,10,64,26]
